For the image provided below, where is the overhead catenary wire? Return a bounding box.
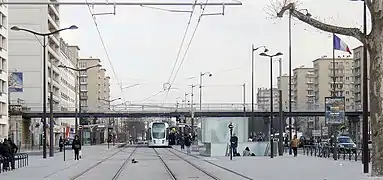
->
[84,0,127,104]
[165,0,198,84]
[162,0,210,104]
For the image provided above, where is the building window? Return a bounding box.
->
[80,85,87,91]
[80,100,87,106]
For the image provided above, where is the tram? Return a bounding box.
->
[147,122,170,147]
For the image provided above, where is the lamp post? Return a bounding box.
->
[228,122,234,160]
[58,63,101,145]
[277,58,284,156]
[99,97,121,149]
[361,0,369,173]
[199,72,212,111]
[11,25,78,158]
[260,51,283,159]
[287,8,311,156]
[251,45,268,137]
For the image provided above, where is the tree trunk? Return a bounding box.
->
[368,27,383,176]
[275,0,383,176]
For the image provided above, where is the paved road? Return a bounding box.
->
[1,145,379,180]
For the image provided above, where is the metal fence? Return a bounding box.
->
[0,153,29,173]
[302,145,371,163]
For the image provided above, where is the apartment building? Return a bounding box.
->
[277,74,290,111]
[8,3,62,146]
[256,87,279,111]
[292,66,314,111]
[59,39,79,138]
[352,46,369,111]
[313,57,354,111]
[78,57,111,144]
[0,5,7,140]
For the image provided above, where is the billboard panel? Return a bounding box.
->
[9,72,23,92]
[325,97,345,124]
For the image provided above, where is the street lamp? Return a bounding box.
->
[11,25,78,158]
[276,58,284,156]
[58,63,101,145]
[251,45,268,137]
[199,72,212,111]
[259,51,283,159]
[228,122,234,160]
[287,7,311,156]
[99,97,121,149]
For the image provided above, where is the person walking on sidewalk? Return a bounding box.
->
[291,135,299,157]
[59,136,64,152]
[72,135,81,160]
[184,133,192,153]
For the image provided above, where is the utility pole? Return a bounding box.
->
[278,58,284,156]
[189,84,196,141]
[243,83,246,117]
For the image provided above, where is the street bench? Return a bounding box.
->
[0,153,29,173]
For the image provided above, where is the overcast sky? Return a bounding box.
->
[59,0,366,105]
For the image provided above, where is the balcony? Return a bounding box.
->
[47,45,61,62]
[48,4,59,19]
[49,35,60,48]
[48,15,59,31]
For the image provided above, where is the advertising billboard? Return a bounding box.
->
[325,97,345,124]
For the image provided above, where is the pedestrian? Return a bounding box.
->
[230,133,238,156]
[180,135,185,150]
[291,135,299,157]
[184,133,191,153]
[72,135,81,160]
[59,136,64,152]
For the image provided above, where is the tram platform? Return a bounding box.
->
[0,145,377,180]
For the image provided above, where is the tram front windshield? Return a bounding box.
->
[152,123,166,139]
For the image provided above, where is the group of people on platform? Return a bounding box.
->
[230,134,300,157]
[0,138,18,170]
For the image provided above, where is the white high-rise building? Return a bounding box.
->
[0,5,8,140]
[59,39,79,136]
[8,3,63,146]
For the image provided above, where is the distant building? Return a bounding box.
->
[256,87,279,111]
[277,74,291,111]
[78,58,111,144]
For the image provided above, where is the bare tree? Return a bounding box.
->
[274,0,383,176]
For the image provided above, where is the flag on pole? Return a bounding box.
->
[333,34,352,54]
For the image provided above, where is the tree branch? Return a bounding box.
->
[277,3,367,45]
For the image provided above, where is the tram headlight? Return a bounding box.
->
[162,140,164,144]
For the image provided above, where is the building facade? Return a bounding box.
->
[277,74,290,111]
[59,39,79,139]
[9,3,63,146]
[292,66,314,111]
[78,58,111,144]
[0,4,8,140]
[352,46,369,111]
[313,57,354,111]
[256,87,279,111]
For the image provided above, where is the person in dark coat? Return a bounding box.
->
[184,133,191,153]
[72,135,81,160]
[59,136,64,152]
[230,133,238,157]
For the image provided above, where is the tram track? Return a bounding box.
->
[69,146,137,180]
[111,146,138,180]
[154,148,220,180]
[170,148,254,180]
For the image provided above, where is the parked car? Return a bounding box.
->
[65,138,73,146]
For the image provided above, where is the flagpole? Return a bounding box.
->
[331,32,338,161]
[332,33,336,94]
[362,0,369,174]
